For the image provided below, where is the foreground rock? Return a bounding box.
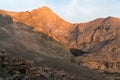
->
[0,51,81,80]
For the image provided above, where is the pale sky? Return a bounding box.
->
[0,0,120,23]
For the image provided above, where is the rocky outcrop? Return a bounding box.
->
[0,51,78,80]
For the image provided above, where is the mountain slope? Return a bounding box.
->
[1,6,120,74]
[0,14,70,59]
[0,6,74,45]
[0,14,109,80]
[69,17,120,75]
[1,6,120,79]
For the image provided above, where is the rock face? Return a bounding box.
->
[70,17,120,74]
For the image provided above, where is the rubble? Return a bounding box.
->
[0,51,78,80]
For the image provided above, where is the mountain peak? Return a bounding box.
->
[40,6,51,10]
[31,6,52,13]
[1,6,72,43]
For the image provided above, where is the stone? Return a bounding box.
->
[26,67,42,77]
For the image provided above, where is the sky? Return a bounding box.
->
[0,0,120,23]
